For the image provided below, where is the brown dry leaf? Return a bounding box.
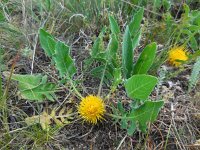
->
[192,113,200,121]
[25,106,73,131]
[193,113,200,118]
[194,139,200,145]
[161,86,174,102]
[25,111,52,131]
[40,111,52,130]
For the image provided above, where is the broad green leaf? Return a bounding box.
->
[91,37,102,57]
[109,15,120,35]
[125,74,158,100]
[132,30,141,50]
[90,65,113,85]
[0,11,5,22]
[121,116,128,129]
[90,65,105,76]
[54,41,76,78]
[91,27,106,57]
[127,120,136,135]
[116,102,128,129]
[21,83,57,102]
[117,101,126,114]
[189,57,200,92]
[86,28,106,70]
[5,73,57,102]
[39,29,56,57]
[47,36,56,54]
[10,73,43,90]
[188,25,200,32]
[85,28,106,70]
[182,28,192,35]
[190,10,200,26]
[114,102,137,135]
[112,68,122,87]
[122,26,133,79]
[129,8,144,36]
[107,34,118,65]
[95,52,107,61]
[111,102,122,124]
[183,3,190,16]
[128,100,164,132]
[45,0,51,11]
[190,36,198,51]
[133,42,157,74]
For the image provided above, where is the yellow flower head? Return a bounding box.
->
[168,46,188,67]
[78,95,105,124]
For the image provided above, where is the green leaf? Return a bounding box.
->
[45,0,51,11]
[189,57,200,92]
[0,74,2,98]
[47,36,56,54]
[125,74,158,100]
[117,101,126,114]
[91,27,106,57]
[10,73,44,90]
[107,34,118,65]
[90,65,105,76]
[109,15,120,35]
[91,37,102,57]
[153,0,161,11]
[162,0,171,10]
[127,120,136,135]
[122,26,133,79]
[54,41,76,78]
[113,102,137,135]
[183,3,190,16]
[128,100,164,132]
[111,68,122,91]
[39,29,56,57]
[21,83,57,102]
[0,11,5,22]
[190,10,200,26]
[133,42,157,74]
[6,73,57,102]
[129,8,144,36]
[90,65,113,85]
[182,29,198,51]
[190,36,198,51]
[95,52,107,61]
[121,116,128,129]
[188,25,200,32]
[132,30,141,50]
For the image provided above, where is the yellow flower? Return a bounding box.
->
[78,95,105,124]
[168,46,188,67]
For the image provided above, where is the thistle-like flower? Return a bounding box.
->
[168,46,188,67]
[78,95,105,124]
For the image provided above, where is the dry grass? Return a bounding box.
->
[0,0,200,149]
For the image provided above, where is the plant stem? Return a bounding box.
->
[117,134,127,150]
[1,56,17,141]
[106,113,125,119]
[164,119,173,150]
[70,79,83,99]
[98,62,107,96]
